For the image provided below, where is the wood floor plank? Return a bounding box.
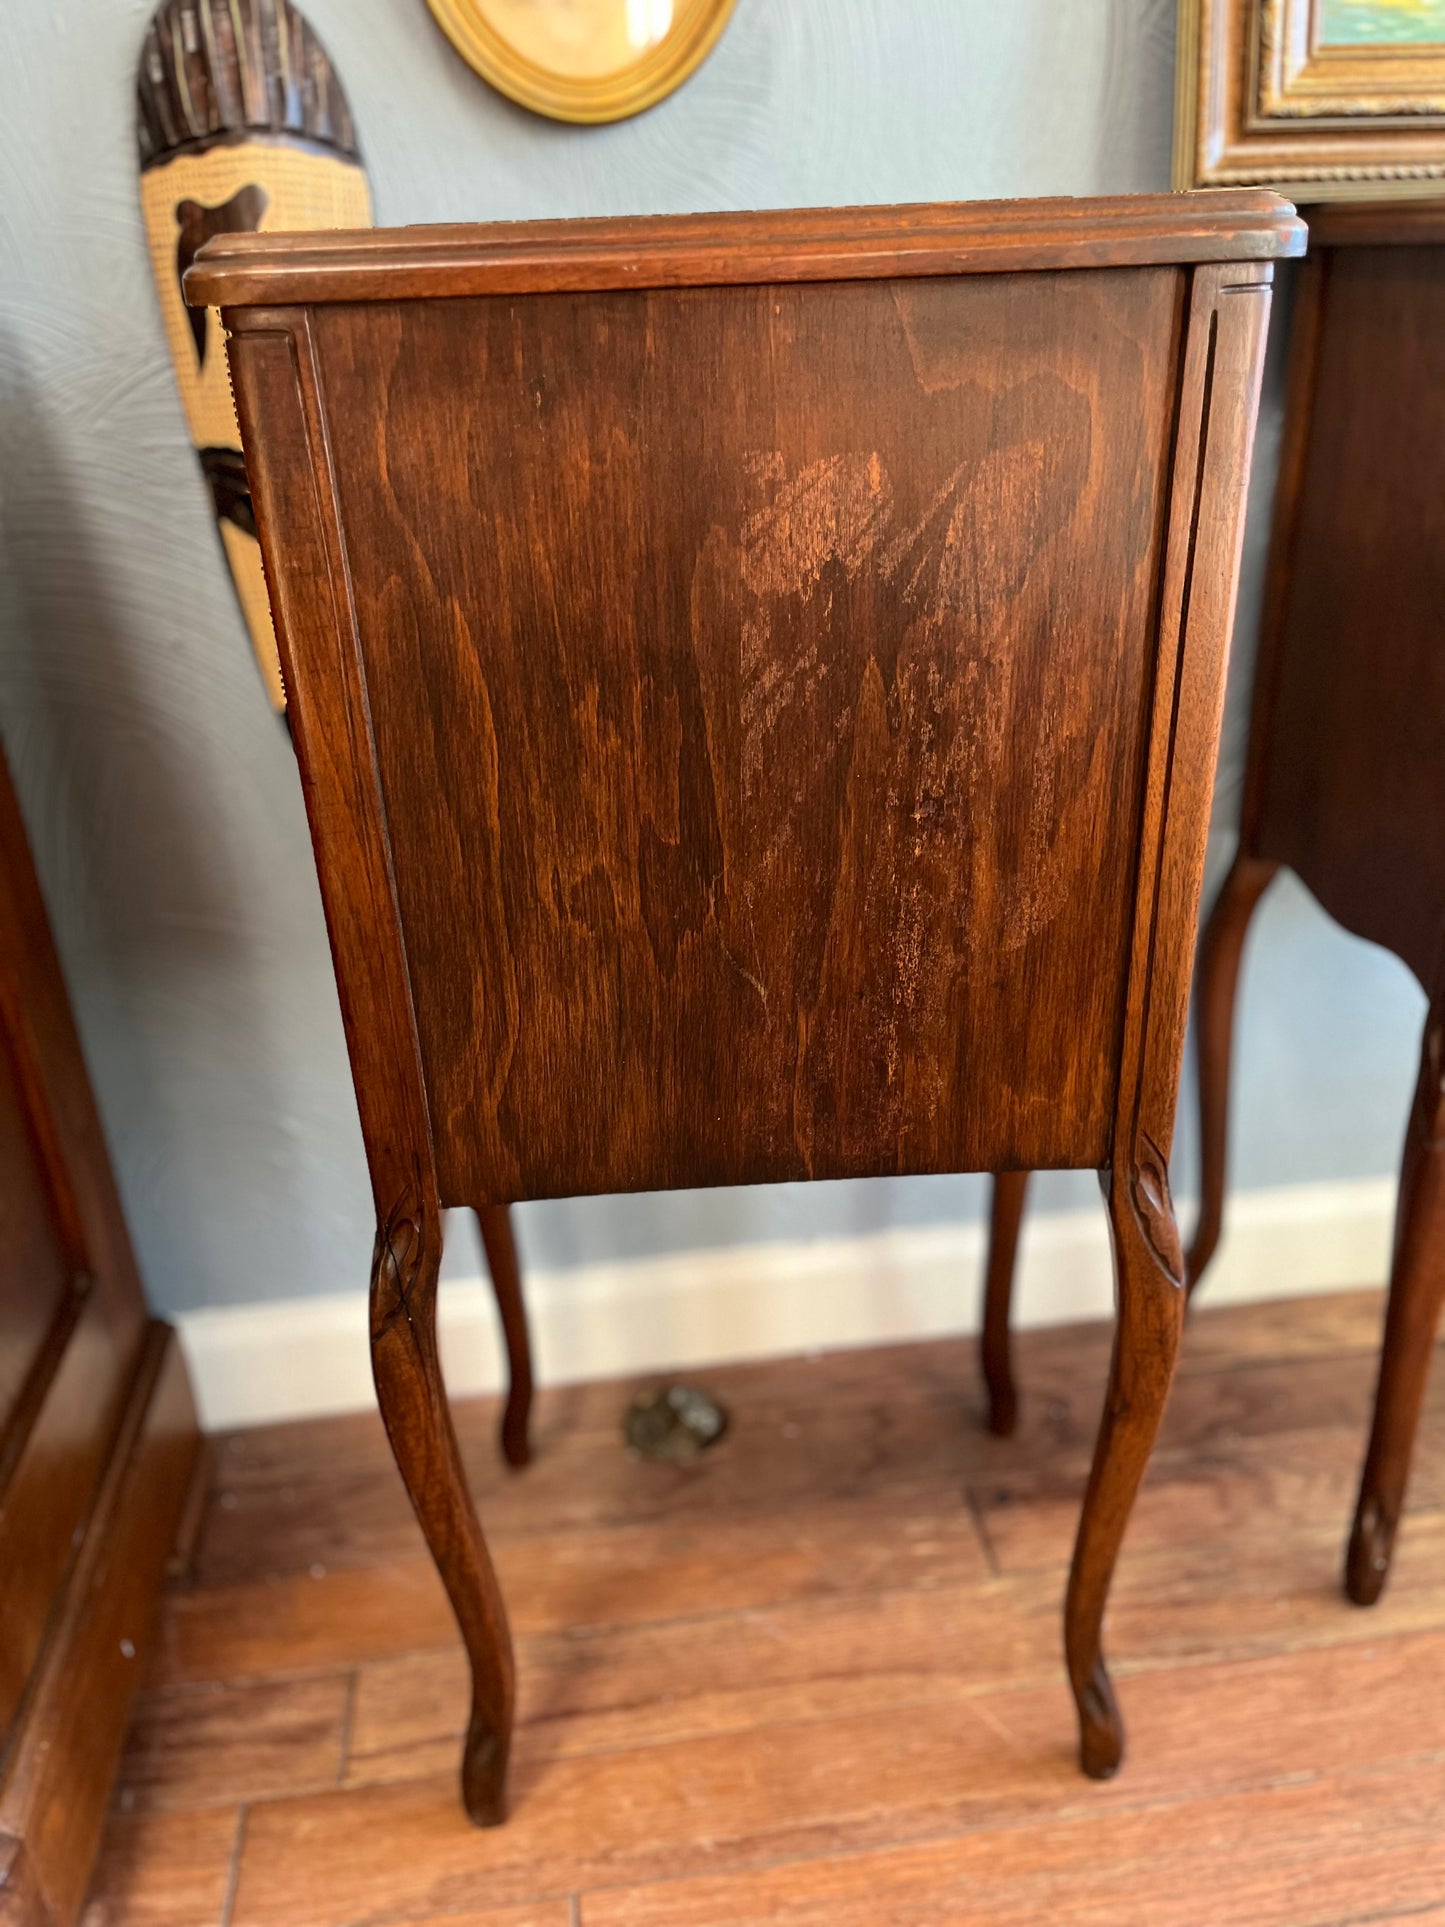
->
[116,1674,351,1811]
[364,1911,573,1927]
[194,1382,999,1587]
[578,1754,1445,1927]
[1173,1285,1384,1365]
[80,1805,241,1927]
[154,1496,988,1688]
[974,1422,1445,1572]
[193,1302,1417,1590]
[227,1633,1445,1926]
[91,1295,1445,1926]
[342,1511,1445,1789]
[156,1408,1445,1696]
[207,1285,1387,1503]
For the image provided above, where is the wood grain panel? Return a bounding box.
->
[1256,243,1445,990]
[316,269,1183,1201]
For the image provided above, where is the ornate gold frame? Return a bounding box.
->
[424,0,737,123]
[1176,0,1445,195]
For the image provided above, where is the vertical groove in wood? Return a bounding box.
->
[1062,257,1274,1781]
[226,316,438,1218]
[1126,264,1274,1185]
[227,309,514,1833]
[1238,247,1329,855]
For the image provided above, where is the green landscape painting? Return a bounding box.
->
[1321,0,1445,43]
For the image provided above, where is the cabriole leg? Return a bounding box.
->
[371,1194,515,1825]
[981,1171,1030,1435]
[1346,1000,1445,1606]
[478,1204,534,1468]
[1065,1153,1186,1778]
[1186,855,1278,1294]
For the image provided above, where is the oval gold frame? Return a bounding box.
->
[425,0,738,123]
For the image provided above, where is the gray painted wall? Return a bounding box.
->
[0,0,1425,1315]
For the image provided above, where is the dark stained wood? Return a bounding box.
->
[1347,995,1445,1604]
[0,742,148,1368]
[197,192,1295,1820]
[0,1031,72,1431]
[1303,201,1445,249]
[981,1171,1028,1435]
[0,1836,48,1927]
[1184,214,1445,1607]
[370,1199,514,1825]
[1253,246,1445,987]
[327,267,1179,1198]
[0,739,204,1926]
[1060,257,1273,1776]
[0,1288,129,1749]
[1066,1166,1185,1777]
[478,1206,532,1469]
[1183,852,1279,1289]
[0,1330,200,1927]
[989,210,1445,1616]
[184,192,1304,308]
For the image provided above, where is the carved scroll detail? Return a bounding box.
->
[1418,1007,1445,1150]
[1129,1134,1185,1288]
[370,1183,431,1332]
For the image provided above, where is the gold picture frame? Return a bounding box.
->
[1176,0,1445,196]
[425,0,738,123]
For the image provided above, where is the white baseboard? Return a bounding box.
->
[176,1177,1396,1433]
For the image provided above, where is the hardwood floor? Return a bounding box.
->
[83,1288,1445,1926]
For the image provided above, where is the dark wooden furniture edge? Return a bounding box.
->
[185,191,1304,306]
[0,1322,200,1927]
[1303,199,1445,249]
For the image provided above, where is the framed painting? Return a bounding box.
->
[1177,0,1445,193]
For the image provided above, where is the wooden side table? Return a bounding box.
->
[188,191,1301,1823]
[984,202,1445,1616]
[1194,202,1445,1606]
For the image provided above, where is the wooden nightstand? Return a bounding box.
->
[188,191,1300,1822]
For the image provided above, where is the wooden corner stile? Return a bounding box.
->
[1065,258,1275,1778]
[224,309,516,1825]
